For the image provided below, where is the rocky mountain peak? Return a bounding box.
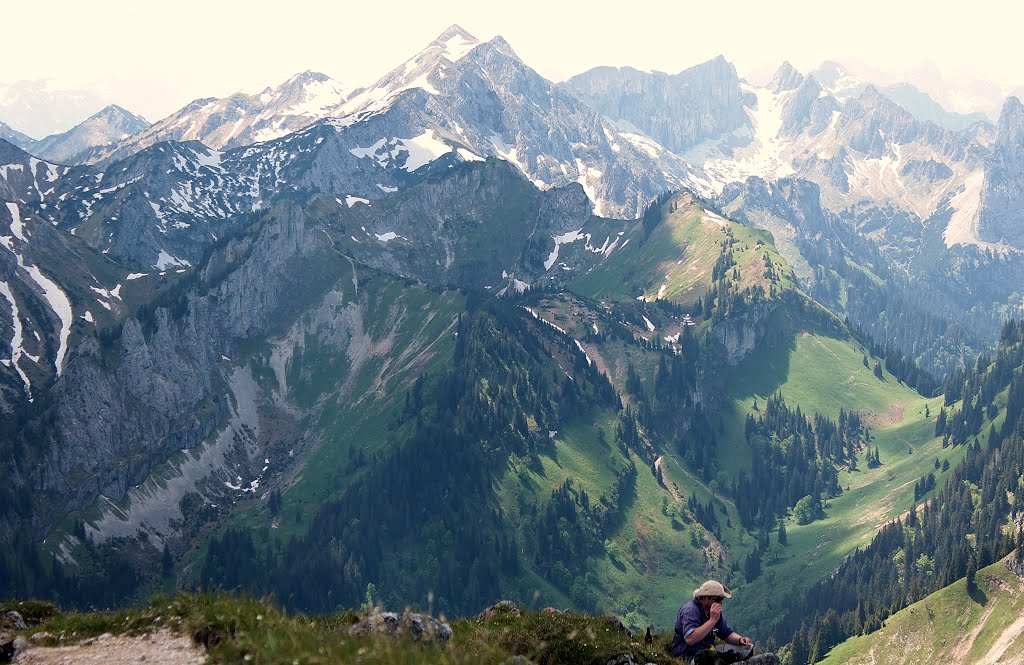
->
[25,103,150,164]
[996,96,1024,138]
[283,70,333,86]
[857,84,888,105]
[92,104,149,126]
[977,95,1024,247]
[769,61,805,93]
[339,25,489,117]
[432,24,478,45]
[0,120,34,148]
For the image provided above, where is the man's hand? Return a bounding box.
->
[739,635,753,648]
[709,602,723,622]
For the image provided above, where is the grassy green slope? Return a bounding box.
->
[543,193,975,634]
[571,193,797,306]
[717,311,968,631]
[820,555,1024,665]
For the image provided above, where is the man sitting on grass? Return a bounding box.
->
[670,580,757,662]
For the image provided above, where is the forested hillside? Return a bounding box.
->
[780,321,1024,663]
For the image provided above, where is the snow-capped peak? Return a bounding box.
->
[339,25,484,117]
[431,24,480,59]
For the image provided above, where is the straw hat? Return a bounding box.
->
[693,580,732,599]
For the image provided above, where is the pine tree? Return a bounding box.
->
[966,556,978,593]
[935,407,947,436]
[161,544,173,576]
[789,623,809,665]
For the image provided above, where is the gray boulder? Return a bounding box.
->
[348,610,452,645]
[0,613,25,631]
[478,600,521,619]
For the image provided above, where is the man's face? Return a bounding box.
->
[699,595,724,613]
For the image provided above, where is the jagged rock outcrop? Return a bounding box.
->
[720,177,831,235]
[768,62,804,94]
[778,76,838,140]
[899,158,954,182]
[978,96,1024,247]
[712,304,773,365]
[834,86,975,162]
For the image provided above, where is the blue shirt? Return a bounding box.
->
[670,599,735,659]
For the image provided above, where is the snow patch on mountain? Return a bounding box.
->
[20,261,72,377]
[682,84,795,195]
[544,229,585,271]
[155,250,191,270]
[6,202,27,242]
[0,280,32,398]
[349,131,452,171]
[944,170,985,247]
[343,195,370,207]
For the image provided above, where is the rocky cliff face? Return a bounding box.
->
[712,299,779,365]
[978,97,1024,246]
[565,56,750,154]
[1,157,627,547]
[6,198,334,542]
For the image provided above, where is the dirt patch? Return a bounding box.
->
[976,612,1024,665]
[17,629,205,665]
[632,514,655,571]
[857,478,918,530]
[861,402,906,429]
[950,602,997,665]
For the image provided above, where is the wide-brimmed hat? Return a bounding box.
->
[693,580,732,599]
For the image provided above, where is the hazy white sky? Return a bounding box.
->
[3,0,1023,127]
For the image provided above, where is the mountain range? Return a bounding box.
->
[2,23,1024,665]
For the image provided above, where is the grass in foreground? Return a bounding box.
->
[3,594,680,665]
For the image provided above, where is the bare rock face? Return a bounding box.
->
[348,610,452,645]
[565,56,750,155]
[978,97,1024,247]
[712,301,778,365]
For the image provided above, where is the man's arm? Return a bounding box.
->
[723,631,753,648]
[684,602,722,646]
